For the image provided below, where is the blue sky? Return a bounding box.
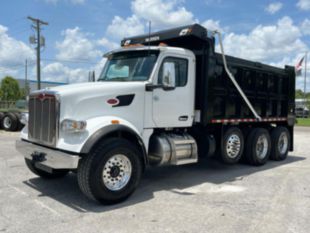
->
[0,0,310,90]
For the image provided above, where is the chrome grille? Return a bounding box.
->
[28,93,59,146]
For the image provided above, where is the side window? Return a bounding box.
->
[158,57,188,87]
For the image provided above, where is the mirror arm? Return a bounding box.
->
[145,83,163,91]
[162,86,175,91]
[145,83,175,91]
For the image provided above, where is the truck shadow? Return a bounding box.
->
[23,155,305,213]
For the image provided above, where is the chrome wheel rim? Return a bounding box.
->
[102,154,132,191]
[256,135,268,159]
[3,116,12,129]
[278,132,288,154]
[226,134,241,158]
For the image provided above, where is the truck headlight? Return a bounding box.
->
[61,119,87,132]
[20,113,29,125]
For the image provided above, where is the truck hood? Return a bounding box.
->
[47,81,146,97]
[42,81,147,122]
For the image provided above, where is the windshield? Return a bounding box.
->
[98,50,159,82]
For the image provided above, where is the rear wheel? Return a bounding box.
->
[270,127,290,161]
[2,113,18,131]
[245,128,271,166]
[221,127,244,164]
[25,159,69,179]
[77,138,143,204]
[13,112,24,130]
[0,112,4,129]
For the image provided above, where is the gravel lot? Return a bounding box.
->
[0,127,309,233]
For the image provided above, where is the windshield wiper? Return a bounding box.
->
[99,77,128,82]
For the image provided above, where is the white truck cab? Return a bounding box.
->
[17,45,199,203]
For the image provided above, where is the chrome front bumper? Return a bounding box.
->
[16,140,80,169]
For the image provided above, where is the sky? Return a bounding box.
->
[0,0,310,91]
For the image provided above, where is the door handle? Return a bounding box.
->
[178,116,188,121]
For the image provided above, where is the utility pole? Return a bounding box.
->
[304,52,308,118]
[88,71,96,82]
[25,59,28,96]
[27,16,48,90]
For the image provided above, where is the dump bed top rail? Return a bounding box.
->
[121,24,209,47]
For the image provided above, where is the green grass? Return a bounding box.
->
[0,108,27,113]
[296,118,310,127]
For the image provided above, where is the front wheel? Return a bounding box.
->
[77,138,143,204]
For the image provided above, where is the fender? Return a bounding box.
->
[80,124,148,166]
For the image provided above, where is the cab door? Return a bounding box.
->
[152,54,195,128]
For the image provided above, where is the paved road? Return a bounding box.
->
[0,127,309,233]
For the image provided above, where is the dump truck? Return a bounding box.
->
[0,100,27,131]
[16,24,295,204]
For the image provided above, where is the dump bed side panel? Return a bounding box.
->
[200,53,295,125]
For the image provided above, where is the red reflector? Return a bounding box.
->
[107,98,119,105]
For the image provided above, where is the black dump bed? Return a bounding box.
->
[122,24,295,126]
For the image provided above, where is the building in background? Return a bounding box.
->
[16,79,68,94]
[295,98,310,118]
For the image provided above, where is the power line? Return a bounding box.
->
[41,58,98,65]
[0,62,35,69]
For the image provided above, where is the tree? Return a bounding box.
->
[0,76,21,101]
[19,88,27,100]
[295,89,304,99]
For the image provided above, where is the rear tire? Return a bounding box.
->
[2,113,18,131]
[245,128,271,166]
[0,112,4,129]
[270,127,290,161]
[220,127,244,164]
[77,138,143,204]
[13,112,24,131]
[25,158,69,179]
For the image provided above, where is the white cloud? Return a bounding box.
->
[265,2,283,14]
[297,0,310,10]
[44,0,85,5]
[221,17,308,63]
[97,37,119,50]
[0,24,35,79]
[45,27,118,83]
[106,15,145,40]
[55,27,101,60]
[202,19,222,32]
[131,0,195,28]
[42,57,108,83]
[301,18,310,35]
[42,62,89,83]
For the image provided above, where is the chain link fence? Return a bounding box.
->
[0,101,16,110]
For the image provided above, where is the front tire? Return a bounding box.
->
[77,138,143,204]
[25,159,69,179]
[245,128,271,166]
